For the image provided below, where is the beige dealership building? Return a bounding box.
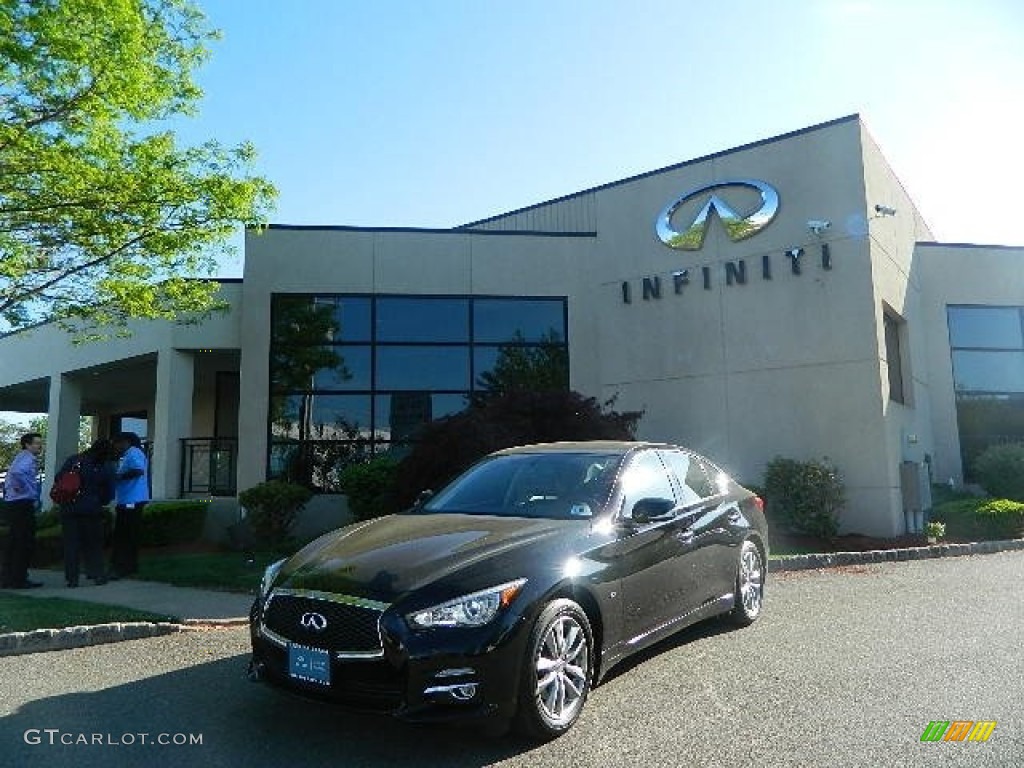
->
[2,114,1022,537]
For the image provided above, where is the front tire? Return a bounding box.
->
[727,539,764,626]
[514,599,594,740]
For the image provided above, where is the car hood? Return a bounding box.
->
[275,513,573,603]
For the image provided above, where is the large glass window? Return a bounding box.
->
[884,312,906,404]
[376,297,469,342]
[375,346,470,390]
[268,294,569,491]
[374,393,466,442]
[948,306,1023,349]
[948,305,1024,479]
[952,351,1024,393]
[271,346,372,392]
[272,296,372,344]
[473,298,566,343]
[270,395,372,440]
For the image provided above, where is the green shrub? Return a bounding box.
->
[36,507,61,529]
[238,481,313,547]
[931,499,980,539]
[931,498,1024,540]
[139,501,207,547]
[763,456,844,541]
[30,525,64,567]
[338,456,398,521]
[973,499,1024,539]
[973,443,1024,502]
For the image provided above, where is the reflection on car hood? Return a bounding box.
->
[276,513,571,602]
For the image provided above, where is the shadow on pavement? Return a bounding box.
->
[3,618,748,767]
[1,651,537,768]
[599,616,738,685]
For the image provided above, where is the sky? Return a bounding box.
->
[2,0,1022,426]
[176,0,1024,277]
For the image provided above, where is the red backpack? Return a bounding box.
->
[50,460,83,504]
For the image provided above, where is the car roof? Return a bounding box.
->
[491,440,682,456]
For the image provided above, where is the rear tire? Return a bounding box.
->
[727,539,764,626]
[513,599,594,740]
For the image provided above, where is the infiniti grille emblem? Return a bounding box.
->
[300,611,328,632]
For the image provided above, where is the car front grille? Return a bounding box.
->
[262,591,384,655]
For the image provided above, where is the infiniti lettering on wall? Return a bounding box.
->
[623,179,832,303]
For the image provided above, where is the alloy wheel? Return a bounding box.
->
[534,614,590,726]
[738,540,763,619]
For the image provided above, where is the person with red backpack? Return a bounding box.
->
[56,439,115,587]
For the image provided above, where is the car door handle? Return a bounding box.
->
[675,529,695,544]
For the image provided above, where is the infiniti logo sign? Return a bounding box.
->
[300,611,328,632]
[656,178,779,250]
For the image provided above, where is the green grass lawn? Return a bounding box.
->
[0,593,177,633]
[134,550,283,593]
[768,542,824,558]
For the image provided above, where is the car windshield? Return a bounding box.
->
[420,451,624,519]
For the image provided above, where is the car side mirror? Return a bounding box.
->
[631,497,675,525]
[415,489,434,508]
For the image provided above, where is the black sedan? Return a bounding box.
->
[248,441,768,739]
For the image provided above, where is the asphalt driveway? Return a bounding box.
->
[1,551,1021,767]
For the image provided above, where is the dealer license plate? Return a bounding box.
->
[288,643,330,686]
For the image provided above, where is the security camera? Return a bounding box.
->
[807,219,831,235]
[875,204,897,216]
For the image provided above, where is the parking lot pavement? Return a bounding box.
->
[1,552,1021,767]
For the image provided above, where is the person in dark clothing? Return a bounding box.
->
[58,439,115,588]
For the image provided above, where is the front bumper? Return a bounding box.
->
[248,596,530,723]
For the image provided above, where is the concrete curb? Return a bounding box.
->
[0,621,183,657]
[0,616,250,657]
[769,537,1024,572]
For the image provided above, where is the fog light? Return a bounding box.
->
[424,681,480,701]
[451,683,477,701]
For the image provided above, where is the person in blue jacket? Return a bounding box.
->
[2,432,44,589]
[109,431,149,579]
[58,439,115,587]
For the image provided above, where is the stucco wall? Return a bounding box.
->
[241,117,918,535]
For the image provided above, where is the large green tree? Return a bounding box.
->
[0,417,23,470]
[0,0,275,336]
[0,415,91,473]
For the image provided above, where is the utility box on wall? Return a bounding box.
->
[900,461,933,534]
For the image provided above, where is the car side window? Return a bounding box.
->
[619,450,676,516]
[659,450,715,503]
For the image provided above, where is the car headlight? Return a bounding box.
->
[407,579,527,629]
[260,558,287,597]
